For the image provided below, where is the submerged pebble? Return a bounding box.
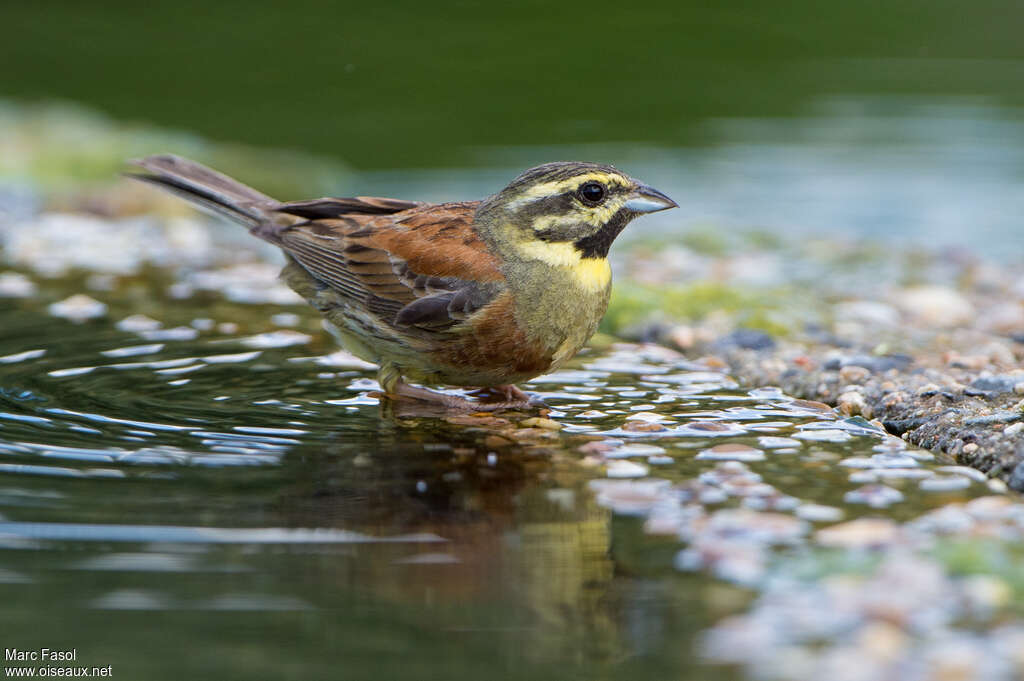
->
[0,272,36,298]
[695,444,766,462]
[606,460,650,479]
[48,294,107,321]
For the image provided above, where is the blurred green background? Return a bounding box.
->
[4,0,1024,169]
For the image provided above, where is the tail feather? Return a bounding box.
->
[127,154,280,228]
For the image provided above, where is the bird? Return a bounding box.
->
[128,155,677,410]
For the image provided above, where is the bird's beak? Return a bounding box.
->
[623,184,678,213]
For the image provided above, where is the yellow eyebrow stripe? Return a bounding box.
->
[508,172,630,207]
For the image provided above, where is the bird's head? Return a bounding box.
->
[477,161,677,260]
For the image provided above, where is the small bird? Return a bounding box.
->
[129,155,676,410]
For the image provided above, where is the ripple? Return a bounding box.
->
[100,343,165,358]
[0,521,447,544]
[0,349,46,364]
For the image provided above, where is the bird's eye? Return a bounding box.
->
[577,182,606,205]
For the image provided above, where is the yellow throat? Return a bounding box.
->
[515,240,612,292]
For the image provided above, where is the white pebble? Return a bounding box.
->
[48,294,107,321]
[271,312,301,327]
[116,314,162,332]
[795,504,845,522]
[920,476,972,492]
[606,460,649,479]
[0,272,37,298]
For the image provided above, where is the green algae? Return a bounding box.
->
[601,280,796,337]
[0,100,351,199]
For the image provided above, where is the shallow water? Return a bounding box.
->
[2,286,1020,680]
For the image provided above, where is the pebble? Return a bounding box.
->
[892,285,974,327]
[970,375,1020,394]
[919,475,972,492]
[116,314,162,332]
[987,478,1009,494]
[961,575,1012,613]
[623,411,674,423]
[675,421,746,437]
[139,326,199,341]
[271,312,301,327]
[849,468,934,483]
[47,294,107,321]
[936,465,988,482]
[758,436,801,449]
[621,421,668,433]
[838,365,872,384]
[0,272,36,297]
[815,518,902,549]
[824,354,912,373]
[606,443,666,458]
[712,328,776,351]
[963,496,1015,519]
[793,429,853,443]
[606,460,650,478]
[833,300,901,327]
[577,441,616,455]
[844,484,904,508]
[695,444,766,462]
[589,478,672,515]
[795,503,845,523]
[518,417,561,431]
[482,435,512,449]
[837,391,868,417]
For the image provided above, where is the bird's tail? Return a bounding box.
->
[127,154,280,229]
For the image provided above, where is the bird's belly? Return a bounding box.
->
[515,277,611,374]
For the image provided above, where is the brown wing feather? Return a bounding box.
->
[275,196,424,219]
[276,201,505,332]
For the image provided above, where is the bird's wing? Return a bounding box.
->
[275,195,425,218]
[274,201,506,331]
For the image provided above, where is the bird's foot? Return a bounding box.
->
[466,384,545,407]
[388,381,539,412]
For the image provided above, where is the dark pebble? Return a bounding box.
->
[964,411,1022,426]
[882,417,930,435]
[1009,460,1024,492]
[803,324,853,348]
[963,388,993,398]
[714,328,776,351]
[970,376,1019,394]
[822,354,913,373]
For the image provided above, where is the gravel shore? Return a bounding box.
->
[616,239,1024,489]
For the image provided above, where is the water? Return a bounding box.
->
[1,289,1019,679]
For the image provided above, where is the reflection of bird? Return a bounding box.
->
[130,156,676,410]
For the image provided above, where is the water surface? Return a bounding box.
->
[1,289,1018,680]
